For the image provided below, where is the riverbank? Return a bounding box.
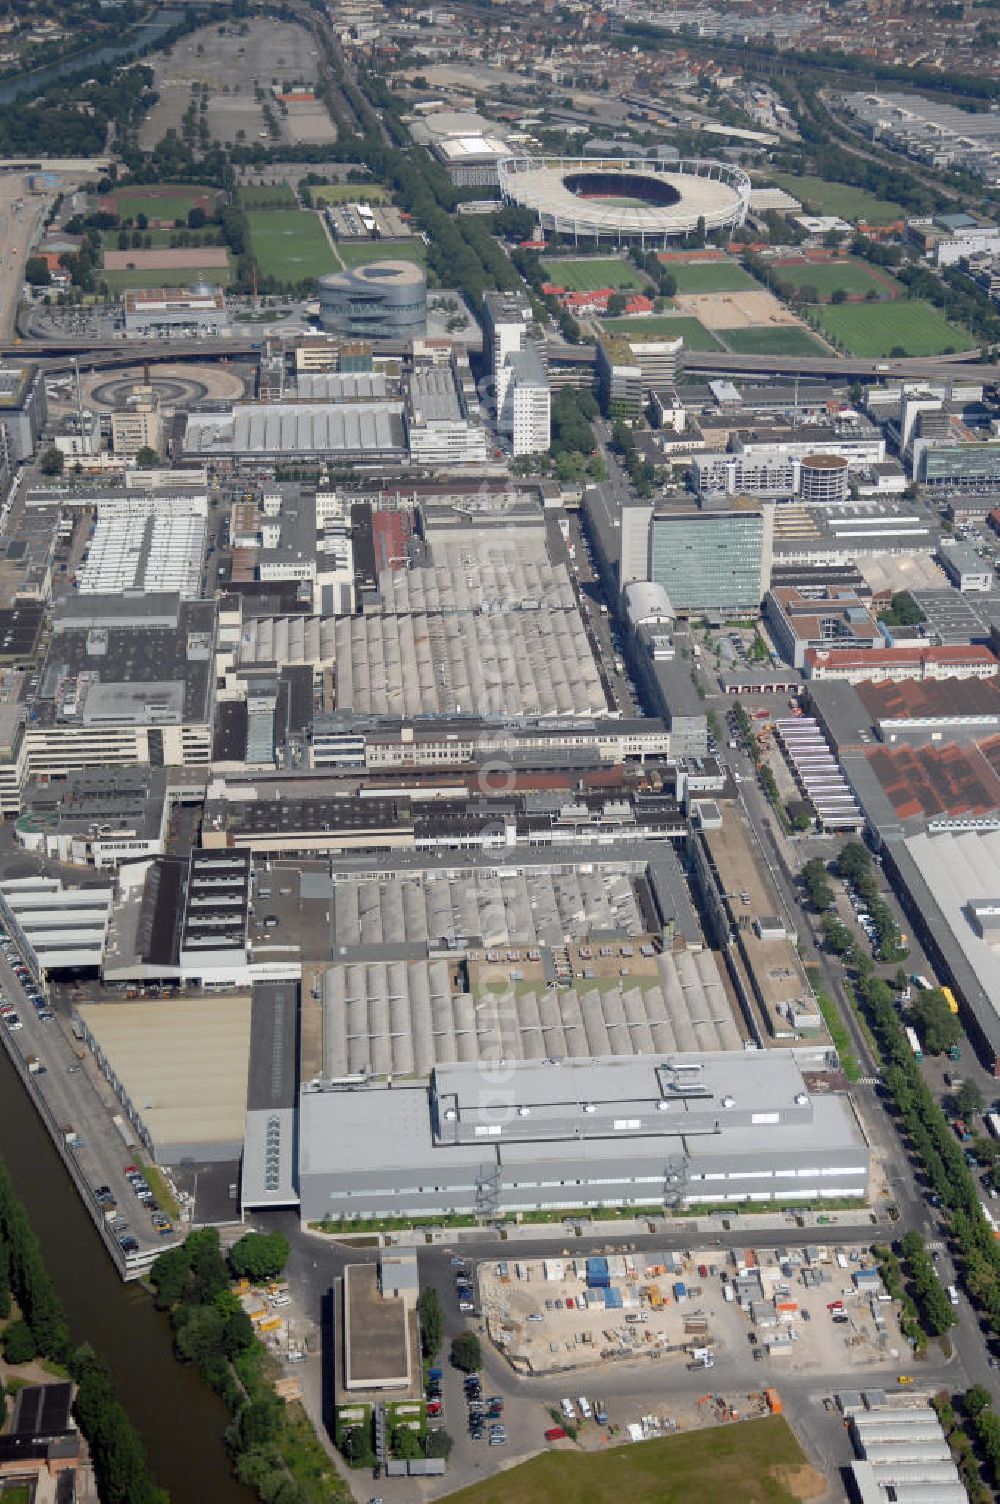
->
[0,1042,254,1504]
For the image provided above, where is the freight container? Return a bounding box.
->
[672,1281,687,1303]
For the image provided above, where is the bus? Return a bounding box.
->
[941,986,959,1015]
[905,1026,923,1061]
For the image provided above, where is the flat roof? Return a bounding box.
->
[35,595,214,728]
[78,995,252,1153]
[299,1050,866,1176]
[343,1263,410,1387]
[247,981,299,1113]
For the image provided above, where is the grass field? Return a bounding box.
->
[445,1417,820,1504]
[246,209,338,280]
[766,173,906,225]
[312,182,391,204]
[335,239,426,268]
[237,183,298,210]
[772,257,900,301]
[670,260,758,293]
[813,298,975,356]
[111,185,208,222]
[718,325,828,356]
[602,315,723,350]
[541,256,644,291]
[102,262,233,291]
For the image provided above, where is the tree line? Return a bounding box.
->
[150,1227,346,1504]
[0,1157,166,1504]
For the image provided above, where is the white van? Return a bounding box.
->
[947,1285,960,1306]
[560,1398,575,1421]
[578,1397,592,1420]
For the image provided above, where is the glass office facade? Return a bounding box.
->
[650,510,766,614]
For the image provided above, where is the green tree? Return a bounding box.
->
[174,1302,226,1365]
[150,1244,190,1309]
[802,858,835,911]
[418,1286,444,1360]
[134,445,160,469]
[391,1424,423,1460]
[450,1331,481,1372]
[3,1318,36,1365]
[830,286,848,304]
[228,1230,289,1282]
[956,1080,985,1118]
[821,913,854,956]
[236,1396,282,1450]
[39,446,64,476]
[606,291,627,316]
[425,1427,453,1459]
[836,840,872,885]
[25,256,51,286]
[912,989,962,1055]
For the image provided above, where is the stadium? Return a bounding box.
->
[498,156,750,245]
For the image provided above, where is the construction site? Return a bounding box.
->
[477,1244,908,1381]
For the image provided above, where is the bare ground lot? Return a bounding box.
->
[674,289,803,331]
[103,246,230,271]
[139,19,325,151]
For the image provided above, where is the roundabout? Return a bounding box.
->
[498,156,750,245]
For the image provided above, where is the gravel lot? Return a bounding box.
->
[139,19,324,151]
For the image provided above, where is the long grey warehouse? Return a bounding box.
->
[289,1051,869,1221]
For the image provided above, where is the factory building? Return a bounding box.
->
[19,594,215,783]
[405,362,488,466]
[307,712,671,770]
[293,1052,869,1222]
[76,495,207,599]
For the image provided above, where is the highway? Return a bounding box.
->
[547,339,1000,383]
[3,335,998,387]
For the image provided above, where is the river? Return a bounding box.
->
[0,12,176,105]
[0,1042,253,1504]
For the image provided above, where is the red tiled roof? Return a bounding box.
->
[805,645,998,669]
[867,742,1000,820]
